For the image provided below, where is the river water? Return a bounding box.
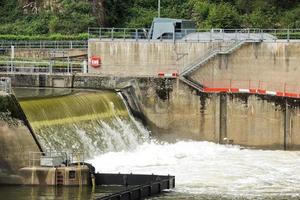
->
[2,137,300,199]
[90,141,300,199]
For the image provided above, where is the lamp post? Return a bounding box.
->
[158,0,161,18]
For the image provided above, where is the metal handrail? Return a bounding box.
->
[0,40,88,49]
[28,150,86,167]
[181,40,247,76]
[0,60,84,74]
[202,79,300,94]
[88,27,300,42]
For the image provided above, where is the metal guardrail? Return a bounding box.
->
[88,28,300,42]
[0,61,84,74]
[0,77,11,94]
[0,40,88,49]
[203,79,300,95]
[28,150,85,167]
[88,28,150,41]
[181,40,252,76]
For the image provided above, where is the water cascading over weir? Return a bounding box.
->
[18,89,149,157]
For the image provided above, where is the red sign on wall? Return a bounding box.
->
[90,56,102,68]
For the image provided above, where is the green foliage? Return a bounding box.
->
[205,3,241,28]
[1,0,300,38]
[280,5,300,28]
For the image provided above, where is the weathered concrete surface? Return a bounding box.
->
[285,100,300,150]
[0,94,40,184]
[131,79,296,150]
[88,40,225,76]
[19,166,90,186]
[10,48,86,60]
[1,73,300,150]
[191,42,300,92]
[226,94,285,149]
[134,78,220,141]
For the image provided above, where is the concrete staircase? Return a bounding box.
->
[180,39,261,91]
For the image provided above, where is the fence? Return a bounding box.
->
[0,61,84,74]
[28,150,85,167]
[0,40,88,49]
[0,77,11,94]
[202,79,300,98]
[88,28,300,42]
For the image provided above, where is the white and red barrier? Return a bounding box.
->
[203,87,300,99]
[158,72,179,78]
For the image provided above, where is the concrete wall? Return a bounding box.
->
[88,39,226,76]
[131,78,297,150]
[133,78,220,141]
[191,42,300,92]
[0,94,40,184]
[226,94,285,149]
[1,73,300,150]
[12,48,86,60]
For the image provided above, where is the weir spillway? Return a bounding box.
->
[17,89,149,156]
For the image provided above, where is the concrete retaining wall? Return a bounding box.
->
[88,39,226,76]
[191,42,300,92]
[2,73,300,150]
[132,78,300,150]
[0,94,40,184]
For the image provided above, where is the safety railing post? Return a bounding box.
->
[111,28,114,41]
[235,29,237,41]
[135,29,138,41]
[210,29,212,42]
[287,29,290,42]
[222,30,225,42]
[185,29,187,42]
[248,28,250,39]
[124,29,126,41]
[99,28,102,40]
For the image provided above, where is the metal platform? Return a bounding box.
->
[95,173,175,200]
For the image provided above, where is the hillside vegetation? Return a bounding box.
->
[0,0,300,37]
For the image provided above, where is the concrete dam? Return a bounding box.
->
[0,88,149,184]
[5,38,300,150]
[2,28,300,198]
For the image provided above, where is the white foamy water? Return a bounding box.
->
[90,141,300,199]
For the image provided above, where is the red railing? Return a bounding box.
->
[201,79,300,98]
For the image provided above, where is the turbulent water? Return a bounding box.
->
[89,141,300,199]
[13,88,300,199]
[18,90,149,157]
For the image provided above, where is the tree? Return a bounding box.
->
[205,2,241,28]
